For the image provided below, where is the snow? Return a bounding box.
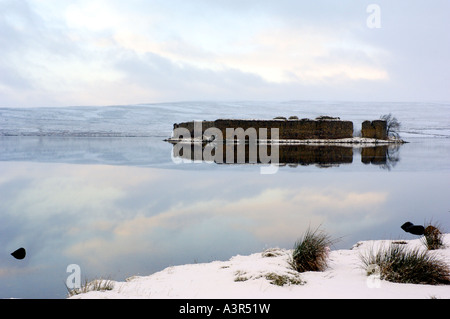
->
[2,101,449,139]
[69,235,450,299]
[165,137,406,146]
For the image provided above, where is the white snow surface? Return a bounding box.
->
[166,137,405,145]
[2,101,449,139]
[70,235,450,299]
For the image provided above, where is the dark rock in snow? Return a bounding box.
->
[401,222,425,236]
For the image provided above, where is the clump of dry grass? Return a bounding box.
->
[290,227,334,273]
[264,272,305,286]
[234,271,248,282]
[66,278,114,297]
[422,221,445,250]
[360,244,450,285]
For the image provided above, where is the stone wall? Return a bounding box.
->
[361,120,387,140]
[173,118,354,140]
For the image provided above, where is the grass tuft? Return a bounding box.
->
[422,222,445,250]
[264,272,305,286]
[234,271,249,282]
[360,244,450,285]
[66,278,114,297]
[291,227,334,273]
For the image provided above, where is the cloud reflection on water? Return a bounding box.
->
[0,148,449,298]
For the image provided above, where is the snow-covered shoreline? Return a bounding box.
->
[69,234,450,299]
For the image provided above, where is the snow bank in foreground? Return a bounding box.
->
[69,235,450,299]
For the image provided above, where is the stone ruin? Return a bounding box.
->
[172,116,389,141]
[361,120,387,140]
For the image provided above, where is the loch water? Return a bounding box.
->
[0,101,449,298]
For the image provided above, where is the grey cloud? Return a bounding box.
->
[114,50,269,100]
[0,65,32,89]
[0,1,107,106]
[354,1,450,101]
[1,0,449,106]
[0,0,39,90]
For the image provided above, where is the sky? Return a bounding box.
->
[0,0,449,107]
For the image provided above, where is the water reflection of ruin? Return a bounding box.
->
[361,145,401,170]
[170,142,402,169]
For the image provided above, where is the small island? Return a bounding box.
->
[166,115,406,145]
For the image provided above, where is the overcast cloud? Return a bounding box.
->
[0,0,449,107]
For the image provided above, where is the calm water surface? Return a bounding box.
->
[0,102,449,298]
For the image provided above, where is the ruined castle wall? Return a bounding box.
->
[173,119,354,140]
[361,120,387,140]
